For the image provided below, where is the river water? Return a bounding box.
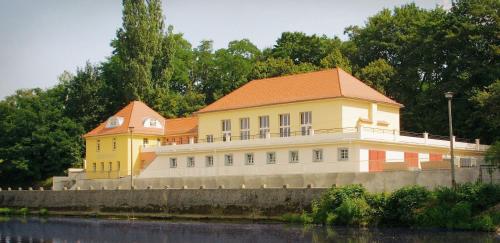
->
[0,217,497,243]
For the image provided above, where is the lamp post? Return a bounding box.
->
[128,126,135,190]
[444,92,456,188]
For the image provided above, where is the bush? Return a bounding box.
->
[311,184,367,224]
[39,208,49,216]
[365,193,388,224]
[383,185,431,226]
[281,212,312,224]
[17,208,29,216]
[332,198,371,226]
[0,208,12,215]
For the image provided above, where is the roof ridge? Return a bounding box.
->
[336,68,343,97]
[127,101,135,129]
[339,68,400,105]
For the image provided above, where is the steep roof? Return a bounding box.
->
[196,68,402,114]
[164,117,198,136]
[84,101,166,137]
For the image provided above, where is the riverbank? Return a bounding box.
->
[281,183,500,232]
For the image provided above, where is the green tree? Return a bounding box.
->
[63,62,108,131]
[106,0,165,111]
[357,59,396,94]
[271,32,341,66]
[0,88,83,187]
[201,39,261,103]
[250,57,317,80]
[320,49,352,73]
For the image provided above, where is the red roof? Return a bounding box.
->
[84,101,166,137]
[164,117,198,136]
[197,68,402,113]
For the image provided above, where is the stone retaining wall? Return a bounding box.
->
[70,168,484,192]
[0,188,324,217]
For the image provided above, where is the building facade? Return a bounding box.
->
[82,68,488,181]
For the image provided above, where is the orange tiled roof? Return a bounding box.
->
[196,68,402,113]
[164,117,198,136]
[84,101,166,137]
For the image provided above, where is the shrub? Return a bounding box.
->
[17,207,29,216]
[365,192,388,224]
[39,208,49,216]
[383,185,431,226]
[281,212,312,224]
[310,184,368,224]
[332,198,371,226]
[0,208,12,215]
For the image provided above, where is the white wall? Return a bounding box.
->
[139,144,361,178]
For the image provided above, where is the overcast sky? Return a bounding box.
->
[0,0,450,99]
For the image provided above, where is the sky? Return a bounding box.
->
[0,0,451,99]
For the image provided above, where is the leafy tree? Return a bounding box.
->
[250,57,317,80]
[202,39,261,102]
[271,32,341,66]
[320,48,352,73]
[0,88,83,187]
[357,59,396,94]
[106,0,165,111]
[63,62,108,131]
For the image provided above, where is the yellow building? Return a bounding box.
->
[82,68,488,181]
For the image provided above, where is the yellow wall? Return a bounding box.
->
[198,99,343,140]
[85,134,162,179]
[198,98,401,140]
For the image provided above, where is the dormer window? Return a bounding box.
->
[143,118,163,128]
[106,116,124,128]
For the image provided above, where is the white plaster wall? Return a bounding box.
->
[139,144,362,178]
[419,153,430,162]
[386,151,404,162]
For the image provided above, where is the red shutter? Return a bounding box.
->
[405,152,419,168]
[369,150,385,172]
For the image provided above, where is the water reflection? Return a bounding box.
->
[0,217,497,243]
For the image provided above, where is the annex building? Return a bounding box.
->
[82,68,488,184]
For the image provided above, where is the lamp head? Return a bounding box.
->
[444,92,453,99]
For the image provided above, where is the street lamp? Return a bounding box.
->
[444,92,456,188]
[128,126,135,190]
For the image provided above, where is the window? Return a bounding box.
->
[105,116,124,128]
[117,161,121,170]
[222,119,231,141]
[100,162,105,171]
[108,162,113,171]
[187,157,195,167]
[300,111,312,135]
[97,140,101,152]
[240,118,250,140]
[313,149,323,162]
[289,151,299,163]
[169,158,177,168]
[206,135,214,143]
[112,138,117,151]
[225,154,233,166]
[206,156,214,167]
[338,148,349,161]
[245,153,254,165]
[92,163,96,172]
[259,116,270,138]
[143,118,163,128]
[266,152,276,164]
[279,114,290,137]
[143,138,149,146]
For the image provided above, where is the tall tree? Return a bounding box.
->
[271,32,341,66]
[357,59,396,94]
[63,62,108,131]
[106,0,165,111]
